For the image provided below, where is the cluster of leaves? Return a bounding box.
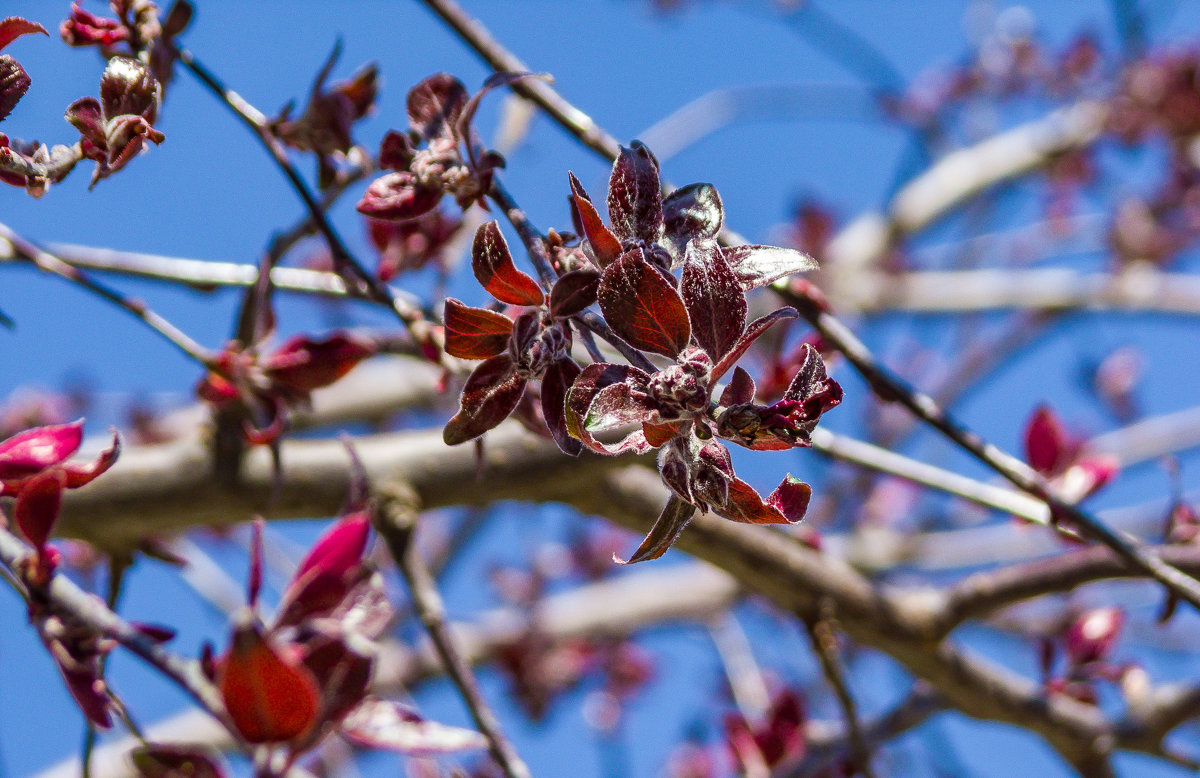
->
[0,421,125,725]
[356,71,537,223]
[0,2,187,196]
[1022,404,1117,525]
[1040,606,1139,706]
[173,516,488,773]
[435,140,841,561]
[196,329,375,444]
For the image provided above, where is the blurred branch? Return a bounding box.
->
[372,488,531,778]
[802,609,875,778]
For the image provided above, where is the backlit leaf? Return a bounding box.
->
[443,354,527,445]
[598,248,690,358]
[569,172,621,267]
[615,495,696,564]
[443,298,512,360]
[681,238,746,362]
[725,245,818,291]
[607,141,663,245]
[472,221,544,306]
[218,620,319,744]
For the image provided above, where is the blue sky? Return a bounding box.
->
[3,1,1200,776]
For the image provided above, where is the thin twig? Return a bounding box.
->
[0,223,215,369]
[776,283,1200,614]
[802,604,875,778]
[371,488,531,778]
[0,527,234,739]
[171,46,431,337]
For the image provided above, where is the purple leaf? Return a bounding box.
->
[725,245,819,291]
[565,362,656,455]
[342,697,488,755]
[783,344,843,419]
[548,268,600,319]
[1025,405,1072,476]
[443,354,528,445]
[712,477,798,525]
[607,141,663,245]
[0,17,47,52]
[406,73,468,140]
[0,55,29,123]
[569,172,621,268]
[472,221,544,307]
[541,357,582,456]
[766,476,812,523]
[681,238,747,362]
[615,495,696,564]
[356,171,443,222]
[598,248,690,358]
[710,307,799,383]
[64,97,105,148]
[301,633,373,726]
[61,429,120,489]
[15,469,63,550]
[443,298,512,360]
[662,182,723,249]
[265,333,376,394]
[720,366,756,406]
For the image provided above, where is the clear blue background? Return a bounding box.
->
[2,1,1200,776]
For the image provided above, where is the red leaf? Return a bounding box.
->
[406,73,467,140]
[1025,405,1071,476]
[615,495,696,564]
[472,222,544,306]
[62,429,120,489]
[443,298,512,360]
[713,477,800,525]
[766,476,812,523]
[548,268,600,319]
[598,248,690,358]
[219,620,320,744]
[541,358,582,456]
[569,172,621,268]
[643,421,684,448]
[710,307,798,383]
[0,420,83,482]
[719,366,756,406]
[266,332,376,394]
[607,142,663,245]
[341,697,488,755]
[681,238,747,362]
[0,17,47,52]
[292,513,370,586]
[724,245,819,291]
[443,354,528,445]
[356,171,443,222]
[15,469,63,550]
[564,362,656,455]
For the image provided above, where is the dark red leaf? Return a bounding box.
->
[218,620,320,744]
[542,358,582,456]
[356,171,443,222]
[406,73,468,140]
[0,420,83,481]
[1025,405,1071,476]
[15,469,63,549]
[59,661,111,729]
[712,477,797,525]
[548,268,600,319]
[582,381,658,433]
[662,182,723,248]
[720,366,756,406]
[643,421,684,448]
[0,56,29,123]
[766,476,812,523]
[61,429,120,489]
[0,17,47,51]
[64,96,106,149]
[300,633,373,726]
[607,142,663,245]
[100,57,158,124]
[443,354,528,445]
[472,221,544,306]
[130,744,226,778]
[615,495,696,564]
[342,697,488,754]
[681,238,746,362]
[569,172,621,268]
[292,513,370,587]
[266,332,376,394]
[564,362,656,456]
[443,298,512,360]
[598,248,690,358]
[724,245,819,291]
